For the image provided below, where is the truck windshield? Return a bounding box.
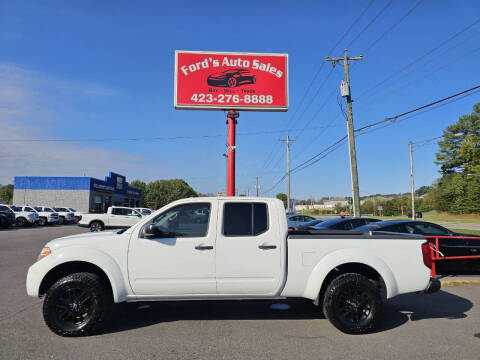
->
[11,206,22,212]
[44,208,54,212]
[54,208,67,212]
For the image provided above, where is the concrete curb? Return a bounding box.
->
[440,278,480,287]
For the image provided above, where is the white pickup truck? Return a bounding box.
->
[78,206,143,232]
[26,197,439,337]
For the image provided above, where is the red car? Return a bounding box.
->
[207,69,256,88]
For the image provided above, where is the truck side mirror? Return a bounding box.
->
[144,224,161,238]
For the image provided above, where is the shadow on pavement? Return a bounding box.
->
[98,290,472,336]
[376,290,473,332]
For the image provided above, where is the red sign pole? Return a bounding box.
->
[227,110,239,196]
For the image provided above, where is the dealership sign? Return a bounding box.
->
[175,50,288,111]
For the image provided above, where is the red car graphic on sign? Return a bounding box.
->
[207,69,256,88]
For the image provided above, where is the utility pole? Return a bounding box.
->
[409,141,416,221]
[326,49,363,217]
[279,135,296,212]
[255,176,260,197]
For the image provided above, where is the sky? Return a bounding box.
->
[0,0,479,200]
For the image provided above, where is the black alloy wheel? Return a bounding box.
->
[323,273,382,334]
[16,217,27,227]
[90,221,103,232]
[38,217,47,226]
[57,217,64,225]
[43,272,110,337]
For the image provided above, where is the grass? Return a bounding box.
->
[451,229,480,236]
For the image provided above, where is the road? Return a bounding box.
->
[1,226,480,360]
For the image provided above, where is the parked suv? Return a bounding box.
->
[8,205,38,226]
[33,206,60,226]
[0,205,16,228]
[53,207,75,225]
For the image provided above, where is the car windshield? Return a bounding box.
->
[69,208,76,212]
[43,208,54,212]
[34,207,42,211]
[141,209,151,215]
[11,206,22,212]
[54,208,67,212]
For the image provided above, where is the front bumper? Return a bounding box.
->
[424,277,441,294]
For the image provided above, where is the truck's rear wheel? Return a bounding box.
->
[90,221,103,232]
[322,273,382,334]
[38,217,47,226]
[57,217,64,225]
[42,272,110,337]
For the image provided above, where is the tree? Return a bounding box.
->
[144,179,197,209]
[436,102,480,175]
[276,193,287,209]
[129,179,146,205]
[0,184,13,204]
[415,185,431,197]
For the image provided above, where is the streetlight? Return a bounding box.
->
[409,132,464,220]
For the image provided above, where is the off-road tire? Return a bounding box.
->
[322,273,382,334]
[43,272,110,337]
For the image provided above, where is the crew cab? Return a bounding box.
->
[26,197,439,337]
[78,206,143,232]
[33,206,60,226]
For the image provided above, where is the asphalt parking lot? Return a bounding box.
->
[1,226,480,360]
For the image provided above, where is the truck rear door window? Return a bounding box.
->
[223,203,268,236]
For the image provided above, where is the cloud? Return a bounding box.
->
[0,62,149,185]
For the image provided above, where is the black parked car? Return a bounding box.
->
[207,69,256,88]
[0,205,16,228]
[298,217,380,231]
[407,211,423,218]
[356,220,480,274]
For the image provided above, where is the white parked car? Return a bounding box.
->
[52,207,75,225]
[8,205,38,226]
[27,197,439,337]
[66,207,83,223]
[33,207,60,226]
[78,206,143,232]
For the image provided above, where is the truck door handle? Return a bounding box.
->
[259,243,277,250]
[195,244,214,250]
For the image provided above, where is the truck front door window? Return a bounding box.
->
[153,203,211,237]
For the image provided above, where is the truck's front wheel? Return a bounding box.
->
[322,273,382,334]
[43,272,110,337]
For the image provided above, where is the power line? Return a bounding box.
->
[362,0,425,54]
[259,0,376,172]
[355,84,480,133]
[346,0,393,48]
[357,16,480,100]
[0,125,342,143]
[262,85,480,194]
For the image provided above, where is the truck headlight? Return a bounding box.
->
[38,247,51,260]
